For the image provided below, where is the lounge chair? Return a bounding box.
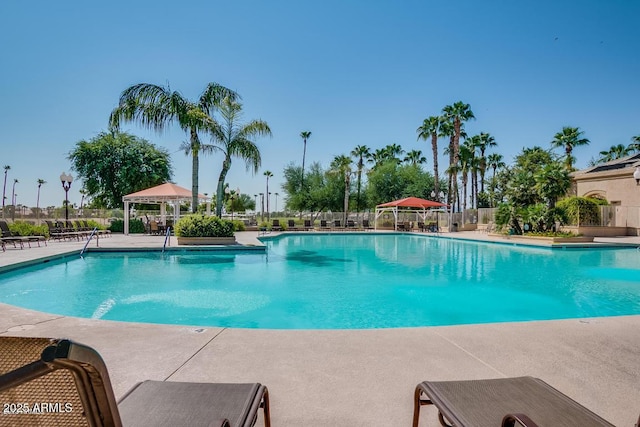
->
[333,220,344,230]
[318,220,330,231]
[413,376,623,427]
[0,336,270,427]
[287,219,299,231]
[0,220,46,248]
[303,219,313,231]
[271,219,282,231]
[362,219,373,230]
[346,220,356,230]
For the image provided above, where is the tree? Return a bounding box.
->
[550,126,590,171]
[475,132,497,193]
[36,179,46,222]
[329,155,353,224]
[263,170,273,219]
[417,116,442,196]
[487,153,506,181]
[534,162,571,209]
[300,131,312,189]
[404,149,427,166]
[2,165,9,219]
[442,102,475,209]
[209,97,272,217]
[350,145,370,216]
[630,135,640,152]
[458,143,474,211]
[109,82,237,212]
[596,144,632,163]
[68,131,172,208]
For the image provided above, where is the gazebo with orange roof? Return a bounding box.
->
[375,196,448,231]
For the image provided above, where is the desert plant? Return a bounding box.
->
[174,215,234,237]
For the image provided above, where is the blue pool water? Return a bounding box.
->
[0,234,639,329]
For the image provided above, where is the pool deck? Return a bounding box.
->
[1,231,639,426]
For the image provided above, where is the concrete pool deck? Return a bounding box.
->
[1,231,639,426]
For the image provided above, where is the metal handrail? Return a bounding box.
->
[162,227,171,253]
[80,227,99,256]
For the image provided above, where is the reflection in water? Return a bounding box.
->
[286,250,353,267]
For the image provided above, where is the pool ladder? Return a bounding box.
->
[162,227,171,253]
[80,227,99,256]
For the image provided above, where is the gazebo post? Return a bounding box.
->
[124,201,130,236]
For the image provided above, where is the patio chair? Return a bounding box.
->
[318,219,330,231]
[362,219,373,230]
[333,220,344,230]
[287,219,299,231]
[413,376,622,427]
[303,219,313,231]
[346,220,356,230]
[0,220,46,248]
[271,219,282,231]
[0,336,270,427]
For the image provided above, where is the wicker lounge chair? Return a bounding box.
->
[362,219,373,230]
[318,219,330,231]
[413,376,622,427]
[271,219,282,231]
[287,219,299,231]
[0,336,270,427]
[303,219,313,231]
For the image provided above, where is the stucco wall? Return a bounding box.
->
[575,173,640,207]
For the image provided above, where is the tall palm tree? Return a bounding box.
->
[475,132,497,193]
[404,150,427,166]
[209,97,272,217]
[300,131,312,189]
[350,145,370,216]
[550,126,590,171]
[442,101,475,170]
[263,170,273,220]
[109,82,238,212]
[416,116,442,196]
[383,143,405,163]
[2,165,9,219]
[36,179,46,223]
[458,144,474,211]
[330,155,353,225]
[487,153,505,180]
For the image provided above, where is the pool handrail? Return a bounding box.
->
[162,226,171,252]
[80,227,99,256]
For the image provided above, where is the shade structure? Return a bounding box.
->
[375,197,448,231]
[376,196,447,209]
[122,183,210,235]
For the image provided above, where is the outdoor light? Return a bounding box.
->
[60,172,73,222]
[634,166,640,185]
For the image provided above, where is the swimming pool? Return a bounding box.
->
[0,234,638,329]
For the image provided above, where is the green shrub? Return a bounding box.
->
[108,218,145,233]
[9,221,49,238]
[556,197,602,226]
[174,215,234,237]
[231,220,246,232]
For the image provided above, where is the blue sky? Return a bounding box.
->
[1,0,639,209]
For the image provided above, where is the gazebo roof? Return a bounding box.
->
[123,183,208,204]
[376,196,447,209]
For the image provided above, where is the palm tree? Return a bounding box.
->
[11,179,18,220]
[487,153,505,180]
[350,145,370,216]
[36,179,46,223]
[475,132,497,193]
[550,126,590,171]
[2,165,9,219]
[458,144,474,211]
[417,116,442,196]
[300,131,312,189]
[404,149,427,166]
[597,144,631,163]
[263,170,273,220]
[442,102,474,210]
[109,82,238,212]
[330,155,353,225]
[629,135,640,153]
[209,97,272,217]
[383,143,405,163]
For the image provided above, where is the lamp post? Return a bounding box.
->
[60,172,73,223]
[268,192,272,220]
[274,192,279,215]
